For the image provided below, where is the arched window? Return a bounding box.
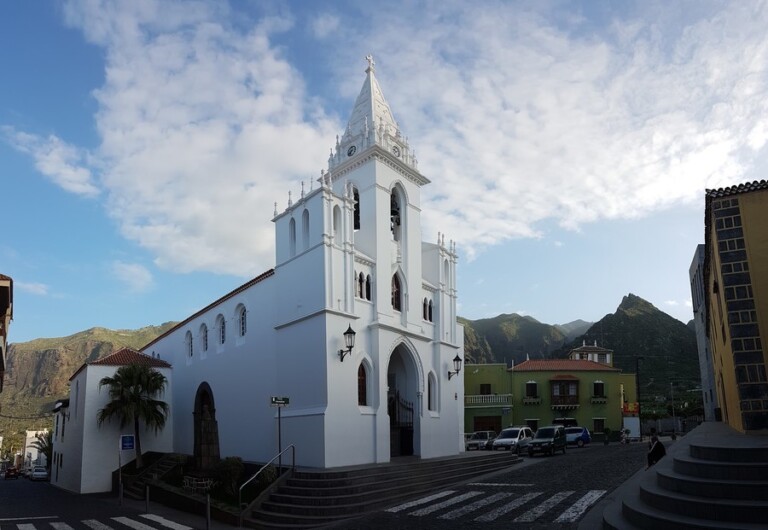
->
[302,209,310,250]
[289,218,296,257]
[200,324,208,352]
[365,275,372,301]
[333,205,342,240]
[428,373,437,411]
[238,305,247,336]
[358,272,365,298]
[358,364,368,406]
[353,187,360,230]
[390,188,402,240]
[391,274,402,311]
[217,314,226,345]
[428,300,433,322]
[186,331,193,357]
[423,298,428,320]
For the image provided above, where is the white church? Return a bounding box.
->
[52,57,464,492]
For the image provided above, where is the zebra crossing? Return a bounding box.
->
[385,487,606,524]
[1,514,192,530]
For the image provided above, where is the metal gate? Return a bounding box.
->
[389,391,414,456]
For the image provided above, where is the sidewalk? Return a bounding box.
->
[98,493,240,530]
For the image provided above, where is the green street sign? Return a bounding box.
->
[270,396,290,406]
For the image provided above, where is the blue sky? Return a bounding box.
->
[3,0,767,343]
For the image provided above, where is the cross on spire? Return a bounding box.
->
[365,54,375,72]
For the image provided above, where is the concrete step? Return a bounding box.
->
[620,484,767,530]
[656,466,768,500]
[689,443,768,464]
[638,470,767,524]
[673,452,768,480]
[246,453,521,527]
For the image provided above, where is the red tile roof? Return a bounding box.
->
[0,274,12,281]
[69,347,171,381]
[510,359,620,372]
[91,347,172,368]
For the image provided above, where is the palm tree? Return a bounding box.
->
[30,431,53,471]
[97,363,169,469]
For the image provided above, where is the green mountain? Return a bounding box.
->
[0,323,176,457]
[558,293,700,399]
[460,294,699,403]
[462,314,592,365]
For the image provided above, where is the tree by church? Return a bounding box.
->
[97,363,169,469]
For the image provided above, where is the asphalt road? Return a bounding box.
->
[0,475,216,530]
[331,440,649,530]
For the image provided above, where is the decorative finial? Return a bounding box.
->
[365,54,375,72]
[274,202,278,216]
[288,190,293,208]
[437,232,441,245]
[301,181,305,199]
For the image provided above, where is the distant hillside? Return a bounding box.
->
[461,314,592,365]
[556,294,700,398]
[0,323,176,456]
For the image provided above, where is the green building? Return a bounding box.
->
[465,343,637,436]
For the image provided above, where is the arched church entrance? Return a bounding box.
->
[387,343,418,457]
[193,382,220,471]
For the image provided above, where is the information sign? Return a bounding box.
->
[270,396,290,406]
[120,434,135,451]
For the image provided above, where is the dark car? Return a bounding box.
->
[4,467,20,479]
[565,426,591,447]
[528,425,567,457]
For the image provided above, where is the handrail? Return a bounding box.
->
[238,444,295,527]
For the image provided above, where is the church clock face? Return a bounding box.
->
[347,145,357,157]
[392,145,400,157]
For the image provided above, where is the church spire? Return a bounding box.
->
[327,55,418,173]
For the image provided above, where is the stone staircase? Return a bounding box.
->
[602,422,768,529]
[243,451,521,528]
[124,453,185,500]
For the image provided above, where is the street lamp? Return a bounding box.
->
[338,325,356,362]
[447,355,463,380]
[636,356,644,440]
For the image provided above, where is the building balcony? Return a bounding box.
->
[591,396,608,404]
[465,394,513,407]
[550,395,580,410]
[522,397,542,405]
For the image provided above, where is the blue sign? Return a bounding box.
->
[120,435,135,451]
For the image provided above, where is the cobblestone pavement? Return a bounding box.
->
[331,440,650,530]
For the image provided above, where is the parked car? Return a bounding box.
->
[565,426,591,447]
[4,467,20,479]
[492,426,534,453]
[30,466,49,481]
[528,425,567,457]
[465,430,497,451]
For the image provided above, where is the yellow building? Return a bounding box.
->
[704,180,768,432]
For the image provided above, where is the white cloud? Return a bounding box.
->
[16,282,49,295]
[664,300,680,307]
[18,1,768,277]
[112,261,154,293]
[311,13,340,39]
[1,127,98,197]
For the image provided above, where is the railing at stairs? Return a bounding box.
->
[238,444,295,527]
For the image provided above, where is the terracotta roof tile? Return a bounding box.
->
[706,179,768,198]
[69,347,171,381]
[0,274,12,281]
[91,347,172,368]
[510,359,620,372]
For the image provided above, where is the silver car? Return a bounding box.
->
[492,426,534,454]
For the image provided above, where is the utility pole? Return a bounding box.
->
[670,382,676,439]
[635,356,644,440]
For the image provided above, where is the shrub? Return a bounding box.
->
[216,457,244,498]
